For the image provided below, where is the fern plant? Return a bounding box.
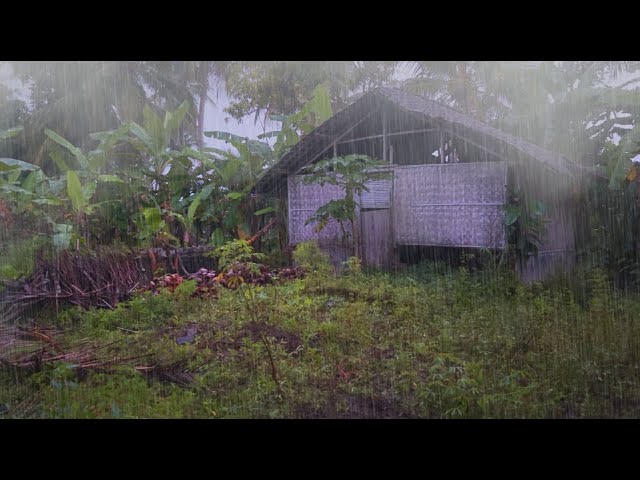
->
[211,239,266,273]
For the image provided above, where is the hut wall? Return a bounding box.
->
[518,203,576,282]
[392,162,507,249]
[360,178,392,209]
[514,165,577,282]
[287,174,353,246]
[289,172,398,267]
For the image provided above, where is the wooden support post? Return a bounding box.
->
[293,109,378,175]
[382,109,388,163]
[388,166,398,270]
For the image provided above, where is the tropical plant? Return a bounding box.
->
[577,135,640,287]
[122,101,219,245]
[6,61,223,169]
[503,191,548,268]
[403,61,640,165]
[1,127,71,251]
[211,239,267,273]
[41,127,130,248]
[221,62,352,122]
[200,84,335,248]
[302,155,392,259]
[292,240,332,275]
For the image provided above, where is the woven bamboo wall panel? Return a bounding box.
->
[288,175,352,244]
[393,162,507,248]
[360,179,392,209]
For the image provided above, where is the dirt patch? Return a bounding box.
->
[370,347,396,361]
[246,321,302,354]
[205,321,302,357]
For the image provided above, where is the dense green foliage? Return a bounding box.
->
[2,61,640,281]
[504,191,548,266]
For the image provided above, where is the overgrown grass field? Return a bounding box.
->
[2,260,640,419]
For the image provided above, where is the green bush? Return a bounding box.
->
[343,256,362,275]
[292,241,332,274]
[0,236,52,281]
[210,239,267,272]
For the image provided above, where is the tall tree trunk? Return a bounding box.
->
[347,187,360,259]
[197,61,209,149]
[351,218,360,260]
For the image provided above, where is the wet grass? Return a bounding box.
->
[2,266,640,418]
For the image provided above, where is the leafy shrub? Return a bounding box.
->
[292,241,332,275]
[0,236,52,280]
[343,256,362,274]
[211,239,267,272]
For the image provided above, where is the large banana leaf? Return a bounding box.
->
[0,158,39,172]
[0,127,23,141]
[66,170,87,212]
[609,124,640,189]
[187,184,216,226]
[44,129,88,170]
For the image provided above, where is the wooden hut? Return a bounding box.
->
[254,88,582,281]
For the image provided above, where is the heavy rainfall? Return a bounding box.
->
[1,61,639,418]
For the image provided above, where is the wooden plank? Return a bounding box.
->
[383,109,388,163]
[517,201,576,282]
[361,210,391,268]
[336,128,437,145]
[360,179,392,209]
[517,251,575,283]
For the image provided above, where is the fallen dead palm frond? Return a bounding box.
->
[0,324,197,388]
[0,249,146,324]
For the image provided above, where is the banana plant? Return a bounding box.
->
[201,133,272,239]
[607,124,640,190]
[1,128,73,252]
[126,101,198,185]
[1,127,57,210]
[198,86,333,245]
[122,101,221,246]
[42,128,129,248]
[1,127,36,182]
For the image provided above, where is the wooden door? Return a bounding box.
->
[360,209,391,268]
